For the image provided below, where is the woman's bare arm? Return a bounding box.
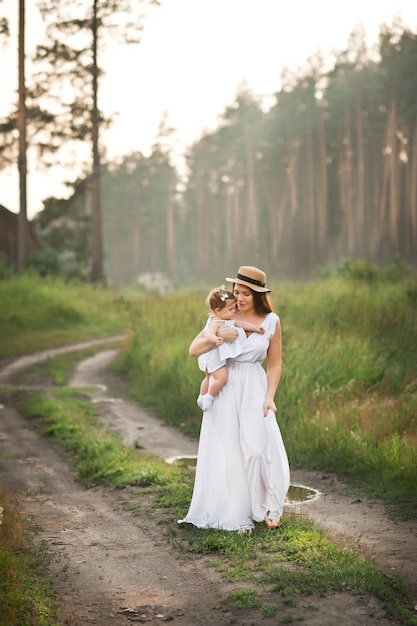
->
[189,326,238,357]
[263,319,282,416]
[205,320,225,346]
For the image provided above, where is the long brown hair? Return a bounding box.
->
[252,290,274,315]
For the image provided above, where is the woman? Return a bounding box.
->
[178,266,290,532]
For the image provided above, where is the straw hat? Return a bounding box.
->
[226,266,271,293]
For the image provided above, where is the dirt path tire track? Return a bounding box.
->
[1,341,416,625]
[0,403,234,626]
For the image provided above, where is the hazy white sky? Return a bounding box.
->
[1,0,417,216]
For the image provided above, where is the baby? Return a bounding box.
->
[197,286,264,412]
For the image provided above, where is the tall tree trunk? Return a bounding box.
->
[261,171,284,261]
[409,121,417,259]
[369,143,381,258]
[355,87,365,256]
[231,170,242,269]
[91,0,104,282]
[151,216,159,270]
[243,129,258,246]
[225,183,233,263]
[286,130,299,218]
[272,176,286,262]
[304,107,316,267]
[388,102,399,252]
[196,185,209,273]
[343,106,355,255]
[167,197,176,278]
[17,0,27,272]
[380,102,398,257]
[317,106,327,261]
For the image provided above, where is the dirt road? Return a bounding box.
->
[1,342,416,625]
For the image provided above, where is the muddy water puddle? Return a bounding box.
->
[166,455,321,505]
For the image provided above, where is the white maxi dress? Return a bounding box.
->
[179,312,290,531]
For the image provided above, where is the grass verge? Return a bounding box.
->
[5,386,417,626]
[1,263,417,624]
[0,488,59,626]
[111,271,417,520]
[0,273,132,361]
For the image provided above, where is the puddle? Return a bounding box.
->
[285,484,321,505]
[165,456,321,504]
[166,455,197,469]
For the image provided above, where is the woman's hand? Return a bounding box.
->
[263,397,277,417]
[189,325,238,358]
[217,326,238,342]
[189,331,211,357]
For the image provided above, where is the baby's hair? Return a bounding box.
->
[206,286,236,311]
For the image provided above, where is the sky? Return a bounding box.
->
[1,0,417,217]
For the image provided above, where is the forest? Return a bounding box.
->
[1,4,417,285]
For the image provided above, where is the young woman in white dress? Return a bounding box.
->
[179,266,290,532]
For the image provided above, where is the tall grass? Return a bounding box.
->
[0,488,59,626]
[112,267,417,517]
[112,290,208,435]
[0,273,132,360]
[1,266,416,515]
[11,388,417,626]
[17,388,173,489]
[2,266,417,624]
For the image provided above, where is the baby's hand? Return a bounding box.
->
[216,337,224,346]
[258,327,265,334]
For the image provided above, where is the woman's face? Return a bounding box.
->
[233,284,254,313]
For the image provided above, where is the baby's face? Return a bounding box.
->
[218,300,237,320]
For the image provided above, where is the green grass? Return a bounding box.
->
[1,262,417,624]
[16,388,174,489]
[4,267,416,516]
[210,517,413,622]
[111,268,417,519]
[0,489,59,626]
[8,385,417,626]
[0,273,132,360]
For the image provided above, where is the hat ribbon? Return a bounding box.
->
[236,272,266,288]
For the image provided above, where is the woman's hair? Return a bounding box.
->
[253,291,274,315]
[231,283,274,315]
[206,286,236,312]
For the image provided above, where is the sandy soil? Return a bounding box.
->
[0,340,416,625]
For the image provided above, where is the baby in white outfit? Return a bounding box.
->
[196,287,264,412]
